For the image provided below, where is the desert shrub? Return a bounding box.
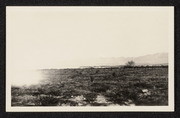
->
[62,89,80,99]
[105,88,140,105]
[112,72,116,77]
[84,93,97,103]
[11,86,30,96]
[95,70,100,74]
[105,92,128,105]
[58,99,78,106]
[133,82,152,88]
[135,93,168,106]
[39,96,59,106]
[37,88,45,94]
[90,83,110,93]
[121,89,139,100]
[47,90,61,96]
[11,88,20,96]
[155,82,168,89]
[12,86,20,90]
[91,102,107,106]
[12,95,39,106]
[11,96,19,103]
[90,76,94,82]
[125,61,135,67]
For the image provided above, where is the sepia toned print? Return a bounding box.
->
[6,7,174,111]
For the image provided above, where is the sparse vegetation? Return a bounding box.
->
[11,66,168,106]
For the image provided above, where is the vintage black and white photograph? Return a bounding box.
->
[6,7,174,112]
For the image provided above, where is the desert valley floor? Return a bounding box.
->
[12,66,168,106]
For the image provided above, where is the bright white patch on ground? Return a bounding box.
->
[11,70,44,86]
[95,94,120,106]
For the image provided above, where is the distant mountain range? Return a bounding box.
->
[80,53,168,68]
[132,53,168,65]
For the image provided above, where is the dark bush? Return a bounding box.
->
[84,93,97,103]
[90,83,110,93]
[133,82,152,88]
[112,72,116,77]
[125,61,135,67]
[39,96,59,106]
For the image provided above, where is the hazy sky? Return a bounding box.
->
[7,7,173,69]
